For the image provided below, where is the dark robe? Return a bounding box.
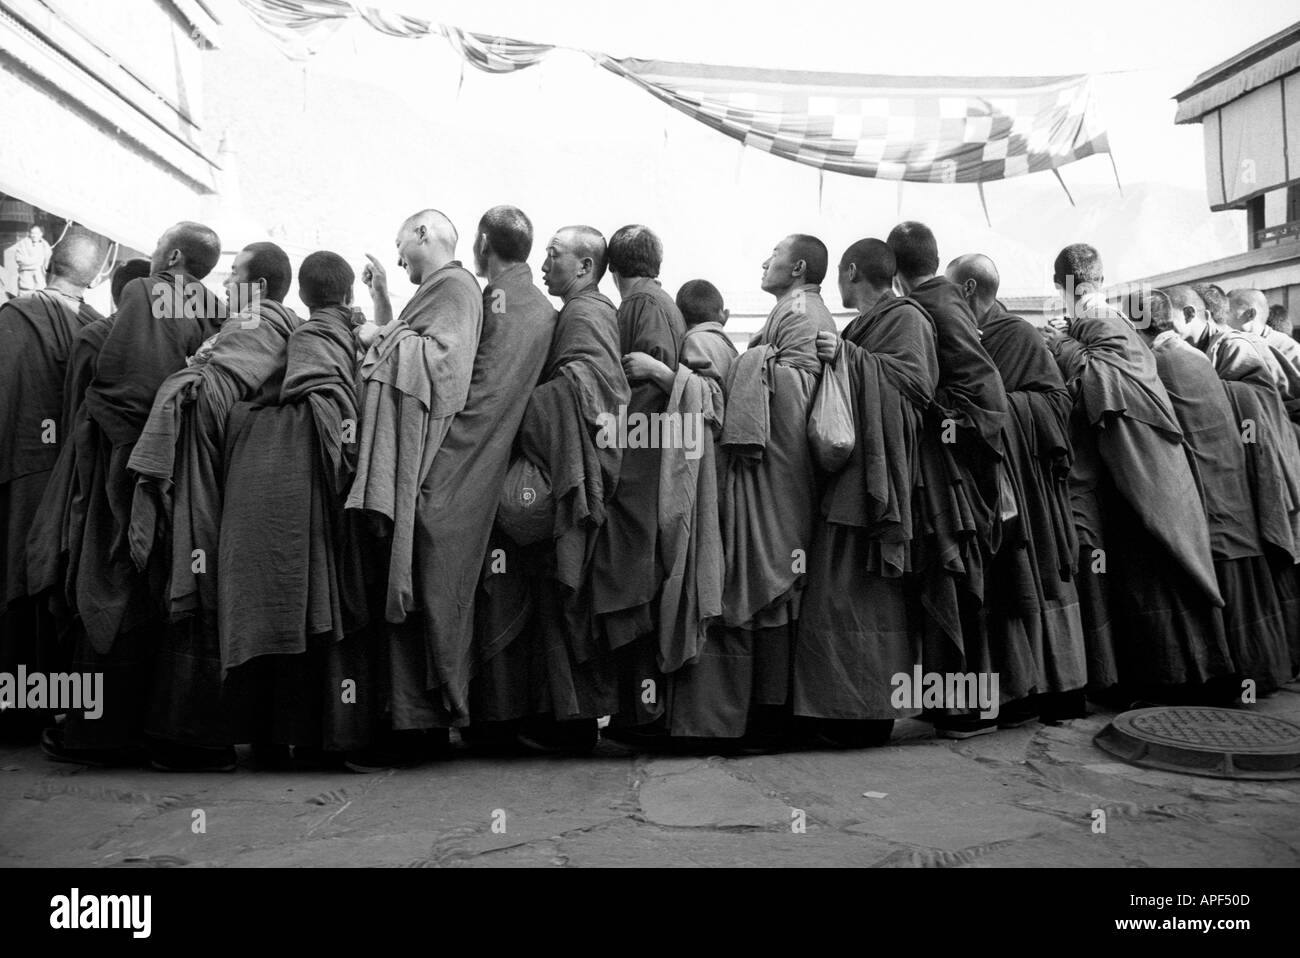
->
[1051,297,1230,691]
[0,291,102,732]
[720,284,836,727]
[793,294,936,721]
[126,299,301,747]
[219,305,372,750]
[498,287,630,722]
[1204,327,1300,679]
[657,323,738,737]
[346,262,482,730]
[979,301,1085,699]
[908,278,1008,683]
[1150,331,1289,692]
[384,262,554,730]
[61,272,225,750]
[599,282,686,727]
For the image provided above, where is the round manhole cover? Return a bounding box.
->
[1094,707,1300,780]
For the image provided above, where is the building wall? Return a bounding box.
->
[0,0,220,253]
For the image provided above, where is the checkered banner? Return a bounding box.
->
[238,0,1110,184]
[600,58,1111,184]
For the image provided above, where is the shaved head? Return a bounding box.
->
[1166,285,1204,316]
[1192,284,1230,324]
[153,221,222,279]
[1228,288,1270,333]
[946,253,1000,299]
[239,241,292,303]
[402,208,458,250]
[395,208,458,285]
[946,252,1001,322]
[47,232,103,288]
[111,258,151,308]
[841,238,896,290]
[556,226,608,282]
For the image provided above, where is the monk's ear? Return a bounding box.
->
[1182,306,1196,322]
[793,258,807,279]
[165,247,182,269]
[578,256,593,277]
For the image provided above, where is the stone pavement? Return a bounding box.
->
[2,685,1298,868]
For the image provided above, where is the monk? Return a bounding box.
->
[591,225,687,740]
[40,222,224,766]
[793,239,936,747]
[1196,284,1286,392]
[1230,288,1300,418]
[1046,245,1231,703]
[1176,284,1300,681]
[402,205,553,751]
[498,226,629,753]
[713,234,836,747]
[947,253,1087,723]
[218,251,370,766]
[1139,289,1290,694]
[0,233,104,741]
[887,222,1008,738]
[344,209,482,770]
[126,242,301,770]
[617,279,733,743]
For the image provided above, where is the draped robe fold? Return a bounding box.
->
[507,288,630,721]
[380,263,554,731]
[59,272,224,749]
[1204,327,1300,679]
[601,283,687,727]
[0,292,102,731]
[907,278,1008,682]
[719,284,835,725]
[1150,331,1290,692]
[345,263,482,729]
[793,294,936,721]
[126,299,301,746]
[1051,300,1230,690]
[217,305,373,750]
[978,302,1085,699]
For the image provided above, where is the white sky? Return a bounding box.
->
[220,0,1300,315]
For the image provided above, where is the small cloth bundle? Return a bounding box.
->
[497,455,555,546]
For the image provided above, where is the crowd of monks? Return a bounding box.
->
[1,208,1297,772]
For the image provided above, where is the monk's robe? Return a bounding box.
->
[598,282,686,727]
[503,288,630,722]
[25,314,114,621]
[345,262,482,730]
[1050,297,1230,691]
[908,278,1008,682]
[393,262,554,730]
[656,322,740,737]
[218,305,372,751]
[720,283,836,728]
[62,272,224,750]
[1205,328,1300,678]
[1150,331,1290,692]
[978,302,1085,701]
[793,293,936,721]
[681,321,739,383]
[0,291,102,732]
[125,299,300,747]
[1259,326,1300,429]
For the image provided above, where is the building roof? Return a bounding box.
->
[1174,20,1300,123]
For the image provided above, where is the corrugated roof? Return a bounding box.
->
[1174,20,1300,124]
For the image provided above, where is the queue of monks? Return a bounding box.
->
[1,207,1297,772]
